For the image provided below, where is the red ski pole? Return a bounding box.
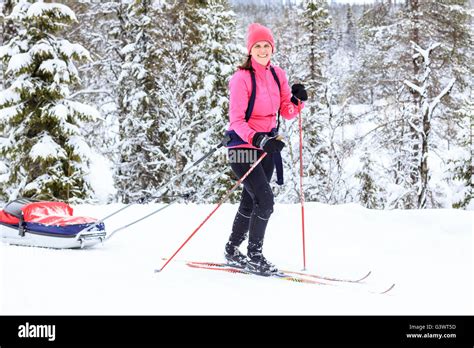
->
[157,151,268,273]
[298,100,307,271]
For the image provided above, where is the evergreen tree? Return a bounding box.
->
[62,0,127,180]
[115,0,167,203]
[444,96,473,209]
[0,2,100,202]
[116,0,240,204]
[0,0,16,201]
[1,0,17,90]
[355,149,384,209]
[186,0,242,203]
[286,0,333,203]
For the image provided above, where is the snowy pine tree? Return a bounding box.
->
[185,0,242,203]
[286,0,333,203]
[355,148,384,209]
[444,96,473,209]
[62,0,127,180]
[0,2,100,202]
[1,0,17,90]
[263,5,303,202]
[115,0,168,203]
[115,0,240,204]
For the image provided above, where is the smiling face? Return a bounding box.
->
[250,40,272,66]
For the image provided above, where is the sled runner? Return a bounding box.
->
[0,198,106,249]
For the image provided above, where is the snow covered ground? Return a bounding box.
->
[0,202,472,315]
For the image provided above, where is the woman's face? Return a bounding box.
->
[251,41,272,66]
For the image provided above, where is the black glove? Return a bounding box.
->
[291,83,308,105]
[252,132,285,154]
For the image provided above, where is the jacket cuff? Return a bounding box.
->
[291,95,301,106]
[248,131,256,145]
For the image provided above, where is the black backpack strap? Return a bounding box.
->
[269,66,282,131]
[269,66,281,91]
[244,66,282,127]
[245,69,257,122]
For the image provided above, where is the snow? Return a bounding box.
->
[67,100,101,120]
[0,103,23,121]
[6,52,32,74]
[26,2,77,22]
[67,135,92,158]
[29,133,66,161]
[120,43,135,56]
[38,59,68,82]
[50,103,69,121]
[29,42,54,58]
[10,76,34,95]
[58,40,91,61]
[7,1,29,21]
[85,152,116,203]
[0,89,21,105]
[0,202,471,315]
[203,75,215,92]
[23,174,49,193]
[404,79,423,95]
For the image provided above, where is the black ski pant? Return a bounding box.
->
[227,148,275,255]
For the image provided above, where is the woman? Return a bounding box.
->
[224,23,308,276]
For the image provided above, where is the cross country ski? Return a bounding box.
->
[157,258,395,295]
[182,260,396,295]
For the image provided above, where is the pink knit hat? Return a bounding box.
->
[246,23,275,54]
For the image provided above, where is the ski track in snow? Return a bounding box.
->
[0,202,472,315]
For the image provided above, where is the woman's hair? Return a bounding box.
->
[238,55,254,71]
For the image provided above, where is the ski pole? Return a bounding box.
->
[298,100,307,271]
[104,193,193,240]
[78,137,229,235]
[157,151,268,273]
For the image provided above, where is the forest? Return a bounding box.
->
[0,0,472,209]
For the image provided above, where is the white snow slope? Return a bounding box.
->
[0,203,472,315]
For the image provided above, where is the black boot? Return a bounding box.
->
[227,211,249,248]
[246,241,278,276]
[224,242,248,268]
[225,207,252,268]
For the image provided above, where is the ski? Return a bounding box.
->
[158,258,395,294]
[185,261,330,286]
[281,268,372,284]
[184,260,371,284]
[184,261,396,295]
[377,283,396,295]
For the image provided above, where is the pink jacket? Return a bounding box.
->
[228,57,304,149]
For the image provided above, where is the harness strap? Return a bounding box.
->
[269,66,282,132]
[245,67,281,125]
[245,70,257,122]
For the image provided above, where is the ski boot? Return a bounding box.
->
[246,252,278,276]
[224,242,248,269]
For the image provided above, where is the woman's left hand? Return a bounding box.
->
[291,84,308,105]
